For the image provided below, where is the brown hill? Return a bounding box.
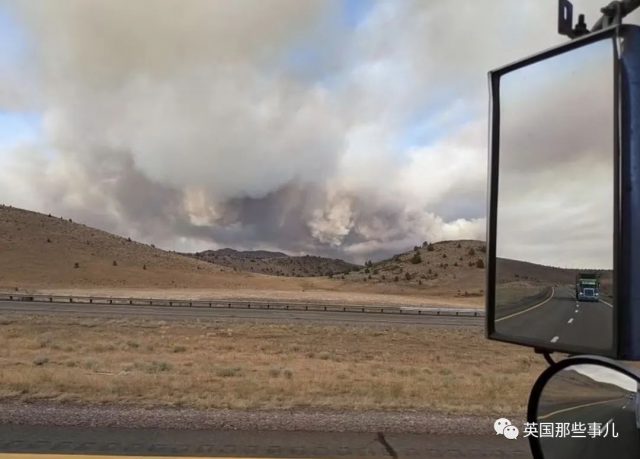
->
[340,240,488,298]
[188,249,360,277]
[0,205,295,291]
[4,204,600,308]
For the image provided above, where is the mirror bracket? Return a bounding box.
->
[534,348,557,366]
[559,0,640,38]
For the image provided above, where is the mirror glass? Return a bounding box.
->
[535,363,640,458]
[494,38,614,352]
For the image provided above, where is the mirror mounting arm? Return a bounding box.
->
[534,348,557,366]
[558,0,640,39]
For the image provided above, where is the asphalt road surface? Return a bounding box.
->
[535,396,640,458]
[495,286,612,350]
[0,300,482,327]
[0,424,530,459]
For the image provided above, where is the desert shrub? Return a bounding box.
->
[113,260,118,266]
[143,264,147,270]
[74,262,79,269]
[442,253,447,258]
[405,272,412,281]
[476,259,485,269]
[46,238,51,243]
[394,276,399,282]
[173,345,187,353]
[269,367,282,378]
[457,242,462,248]
[479,245,487,253]
[427,244,435,252]
[468,248,476,256]
[33,356,49,366]
[410,252,422,264]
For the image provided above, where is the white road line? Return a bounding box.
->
[567,318,574,324]
[537,397,626,420]
[600,299,614,308]
[496,287,555,323]
[551,336,560,343]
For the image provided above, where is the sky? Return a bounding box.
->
[497,38,614,269]
[0,0,633,263]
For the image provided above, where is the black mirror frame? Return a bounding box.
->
[526,354,640,458]
[486,24,640,359]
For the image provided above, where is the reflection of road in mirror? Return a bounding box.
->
[535,365,640,459]
[495,259,613,351]
[493,37,614,353]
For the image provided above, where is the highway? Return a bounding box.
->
[535,395,639,458]
[0,424,530,458]
[0,300,483,327]
[495,286,612,350]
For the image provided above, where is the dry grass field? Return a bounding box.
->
[0,314,543,416]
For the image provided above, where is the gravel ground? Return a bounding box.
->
[0,402,524,435]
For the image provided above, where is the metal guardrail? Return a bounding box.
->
[0,292,485,318]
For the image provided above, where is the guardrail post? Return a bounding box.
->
[89,298,92,303]
[361,307,364,312]
[49,297,52,302]
[189,301,192,307]
[305,305,308,311]
[286,305,289,310]
[342,307,346,312]
[228,303,231,308]
[324,306,327,311]
[129,299,132,305]
[9,296,12,301]
[70,297,73,303]
[248,303,251,309]
[418,310,421,315]
[209,302,212,307]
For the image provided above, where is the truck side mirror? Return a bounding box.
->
[528,356,640,458]
[486,24,640,359]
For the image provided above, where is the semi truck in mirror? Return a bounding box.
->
[575,273,600,301]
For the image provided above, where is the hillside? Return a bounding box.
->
[3,204,601,307]
[341,240,489,298]
[0,205,291,291]
[188,248,360,277]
